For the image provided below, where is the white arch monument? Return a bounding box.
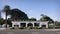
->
[12,21,49,28]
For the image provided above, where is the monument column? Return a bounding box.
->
[12,24,14,27]
[39,22,41,27]
[19,23,20,27]
[32,22,34,27]
[46,23,48,28]
[26,22,28,27]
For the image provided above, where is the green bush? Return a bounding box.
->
[48,25,54,28]
[33,26,39,29]
[27,26,33,29]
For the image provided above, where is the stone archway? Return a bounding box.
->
[20,23,26,27]
[42,25,46,28]
[14,25,19,27]
[27,23,33,27]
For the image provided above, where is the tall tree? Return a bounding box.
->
[3,5,29,21]
[11,9,28,21]
[40,14,54,23]
[3,5,11,27]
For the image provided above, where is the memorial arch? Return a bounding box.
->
[27,23,33,27]
[11,21,51,28]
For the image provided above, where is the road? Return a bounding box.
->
[0,29,60,34]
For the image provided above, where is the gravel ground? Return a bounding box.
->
[0,28,60,34]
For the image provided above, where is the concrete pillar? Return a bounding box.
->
[12,24,14,27]
[26,22,28,27]
[32,23,34,27]
[19,23,20,27]
[40,24,42,27]
[39,22,41,27]
[46,24,48,28]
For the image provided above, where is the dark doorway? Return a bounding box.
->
[34,23,39,26]
[20,23,26,27]
[42,25,46,28]
[14,25,19,28]
[27,23,33,27]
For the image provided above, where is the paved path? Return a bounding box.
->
[0,29,60,34]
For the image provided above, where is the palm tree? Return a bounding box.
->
[0,11,1,18]
[3,5,10,28]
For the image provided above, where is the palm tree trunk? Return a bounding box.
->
[0,11,1,18]
[6,11,7,28]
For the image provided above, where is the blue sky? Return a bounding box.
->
[0,0,60,21]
